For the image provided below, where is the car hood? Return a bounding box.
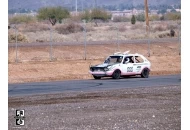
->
[94,63,119,68]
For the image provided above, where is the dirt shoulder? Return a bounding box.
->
[8,42,181,84]
[8,85,181,129]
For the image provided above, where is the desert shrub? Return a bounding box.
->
[170,29,175,37]
[118,26,126,32]
[130,24,143,30]
[112,16,130,22]
[9,15,37,24]
[22,23,50,32]
[167,24,178,30]
[158,32,170,38]
[85,26,95,32]
[70,14,83,22]
[153,25,167,32]
[136,13,145,22]
[8,33,28,43]
[55,23,83,34]
[160,15,165,21]
[149,15,160,21]
[81,10,91,22]
[131,15,136,24]
[164,12,181,20]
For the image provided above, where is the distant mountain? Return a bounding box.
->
[8,0,181,11]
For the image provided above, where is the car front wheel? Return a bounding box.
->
[112,70,121,79]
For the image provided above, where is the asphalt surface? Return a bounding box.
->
[8,74,181,97]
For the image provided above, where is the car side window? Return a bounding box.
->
[130,56,135,63]
[135,56,144,63]
[123,56,134,64]
[123,57,129,64]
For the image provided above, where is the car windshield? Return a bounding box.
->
[104,56,123,64]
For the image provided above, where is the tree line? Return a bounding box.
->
[9,6,181,26]
[8,4,181,14]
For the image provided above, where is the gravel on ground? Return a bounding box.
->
[8,85,181,130]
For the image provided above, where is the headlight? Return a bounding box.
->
[104,68,109,71]
[107,66,112,69]
[104,65,115,71]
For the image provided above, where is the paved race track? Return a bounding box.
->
[8,74,181,97]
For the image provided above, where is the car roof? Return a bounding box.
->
[110,53,143,57]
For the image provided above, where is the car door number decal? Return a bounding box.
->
[127,67,133,72]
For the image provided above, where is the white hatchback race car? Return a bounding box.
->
[89,51,151,79]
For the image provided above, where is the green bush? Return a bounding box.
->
[78,9,111,24]
[131,15,136,24]
[9,15,37,24]
[149,15,160,21]
[164,12,181,20]
[37,6,70,25]
[91,9,111,21]
[81,10,91,22]
[136,13,145,22]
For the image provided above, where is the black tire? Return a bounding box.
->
[141,68,150,78]
[93,75,101,79]
[112,70,121,79]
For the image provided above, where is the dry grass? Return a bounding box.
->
[21,23,50,32]
[8,21,180,44]
[55,23,83,34]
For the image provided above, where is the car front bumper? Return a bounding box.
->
[89,70,114,77]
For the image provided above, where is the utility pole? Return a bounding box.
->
[82,0,84,12]
[95,0,97,8]
[144,0,149,32]
[76,0,78,15]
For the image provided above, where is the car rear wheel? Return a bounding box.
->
[93,75,101,79]
[141,68,149,78]
[112,70,121,79]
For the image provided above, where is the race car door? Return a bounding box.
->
[122,56,135,75]
[133,56,144,74]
